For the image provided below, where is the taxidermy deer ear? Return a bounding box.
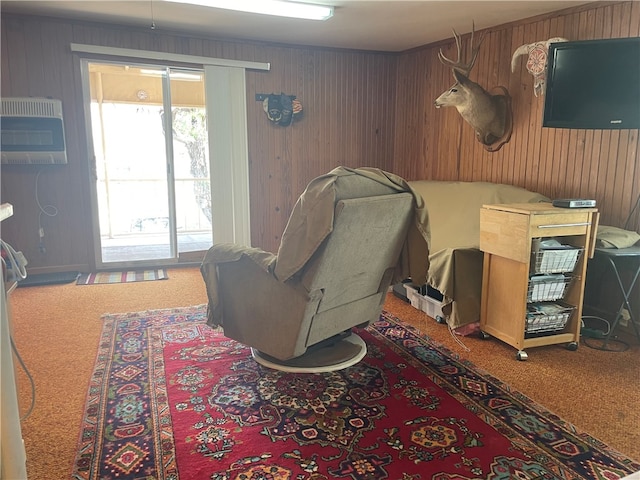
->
[452,69,469,84]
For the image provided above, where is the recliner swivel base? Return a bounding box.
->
[251,332,367,373]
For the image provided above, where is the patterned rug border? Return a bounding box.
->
[71,304,206,480]
[71,305,640,479]
[370,314,640,475]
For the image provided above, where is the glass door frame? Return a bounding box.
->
[80,59,195,270]
[74,44,266,271]
[161,66,179,264]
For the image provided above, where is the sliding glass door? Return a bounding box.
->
[83,61,213,268]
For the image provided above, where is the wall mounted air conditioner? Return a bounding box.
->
[1,97,67,165]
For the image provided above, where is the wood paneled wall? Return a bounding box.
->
[392,1,640,232]
[1,2,638,275]
[0,14,398,271]
[247,47,398,253]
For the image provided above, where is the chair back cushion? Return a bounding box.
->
[274,167,430,285]
[301,193,414,312]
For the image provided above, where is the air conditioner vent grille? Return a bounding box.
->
[1,97,62,118]
[1,97,67,164]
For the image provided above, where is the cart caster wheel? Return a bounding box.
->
[479,331,490,340]
[516,350,528,361]
[566,342,579,351]
[435,315,447,324]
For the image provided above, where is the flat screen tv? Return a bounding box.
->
[542,37,640,130]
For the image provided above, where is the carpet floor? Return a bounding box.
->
[7,267,640,480]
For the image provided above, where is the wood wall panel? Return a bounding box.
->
[1,1,638,275]
[392,1,640,232]
[0,14,398,271]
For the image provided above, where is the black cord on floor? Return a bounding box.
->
[581,315,611,336]
[582,336,630,352]
[581,314,635,352]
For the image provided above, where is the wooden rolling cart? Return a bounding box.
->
[479,203,599,360]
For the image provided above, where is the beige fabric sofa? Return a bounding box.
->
[406,180,550,332]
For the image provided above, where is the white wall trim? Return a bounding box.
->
[70,43,270,71]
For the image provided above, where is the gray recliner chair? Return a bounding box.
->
[200,166,430,372]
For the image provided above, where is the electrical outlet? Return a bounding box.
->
[620,308,631,327]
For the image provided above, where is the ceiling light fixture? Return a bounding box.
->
[163,0,334,21]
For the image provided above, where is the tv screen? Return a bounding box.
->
[542,37,640,130]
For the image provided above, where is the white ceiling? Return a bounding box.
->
[1,1,594,52]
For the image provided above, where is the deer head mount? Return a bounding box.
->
[434,23,512,152]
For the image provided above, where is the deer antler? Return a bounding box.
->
[437,21,485,77]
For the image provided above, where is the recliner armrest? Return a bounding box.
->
[213,255,322,359]
[201,243,277,326]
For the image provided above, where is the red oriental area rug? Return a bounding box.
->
[72,305,640,479]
